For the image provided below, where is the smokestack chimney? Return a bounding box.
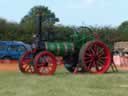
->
[36,12,42,41]
[32,12,45,49]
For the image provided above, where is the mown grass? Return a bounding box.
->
[0,68,128,96]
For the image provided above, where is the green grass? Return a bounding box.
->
[0,68,128,96]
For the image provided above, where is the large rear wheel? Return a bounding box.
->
[79,41,111,74]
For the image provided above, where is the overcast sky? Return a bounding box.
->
[0,0,128,26]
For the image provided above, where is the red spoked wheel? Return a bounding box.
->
[19,49,37,74]
[34,51,57,75]
[79,41,111,74]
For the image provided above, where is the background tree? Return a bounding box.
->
[0,18,7,40]
[20,5,59,43]
[118,21,128,41]
[0,18,20,41]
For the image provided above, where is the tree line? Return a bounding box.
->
[0,5,128,45]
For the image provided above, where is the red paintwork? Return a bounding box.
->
[83,41,111,74]
[19,50,36,74]
[34,51,57,75]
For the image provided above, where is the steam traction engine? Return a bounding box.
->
[19,13,111,75]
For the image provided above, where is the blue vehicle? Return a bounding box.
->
[0,41,31,60]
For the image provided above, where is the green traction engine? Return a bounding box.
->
[19,13,111,75]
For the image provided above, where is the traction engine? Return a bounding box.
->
[19,13,111,75]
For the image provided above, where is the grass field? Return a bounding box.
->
[0,67,128,96]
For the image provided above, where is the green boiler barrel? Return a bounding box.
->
[45,42,75,56]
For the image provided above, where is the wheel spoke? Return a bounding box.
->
[93,44,98,53]
[24,64,29,69]
[85,51,92,57]
[84,56,92,60]
[97,60,104,66]
[95,62,100,71]
[89,46,95,55]
[26,65,31,72]
[100,56,108,60]
[98,59,105,65]
[84,59,92,64]
[86,62,93,70]
[97,48,104,57]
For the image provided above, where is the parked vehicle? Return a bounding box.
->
[0,41,31,60]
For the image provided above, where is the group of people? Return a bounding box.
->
[113,49,128,67]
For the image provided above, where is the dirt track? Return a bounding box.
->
[0,60,18,71]
[0,60,128,72]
